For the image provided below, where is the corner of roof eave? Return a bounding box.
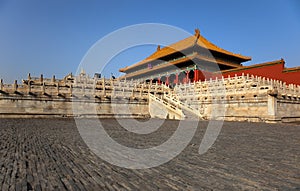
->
[244,56,252,62]
[119,68,126,73]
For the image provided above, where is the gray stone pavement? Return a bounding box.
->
[0,118,299,190]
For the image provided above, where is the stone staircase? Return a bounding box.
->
[148,93,185,120]
[163,94,202,120]
[148,82,203,120]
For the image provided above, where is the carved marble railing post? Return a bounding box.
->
[42,82,45,95]
[74,78,77,87]
[93,78,96,96]
[28,73,31,81]
[138,84,141,97]
[131,88,134,98]
[40,74,43,84]
[270,79,274,87]
[234,74,238,81]
[69,83,73,97]
[26,73,31,94]
[142,81,146,97]
[110,78,114,90]
[283,82,286,93]
[52,75,56,84]
[56,83,60,95]
[102,78,106,96]
[84,76,87,92]
[291,84,293,94]
[130,79,133,86]
[27,80,31,94]
[290,84,294,95]
[127,81,130,93]
[0,79,3,92]
[111,85,115,98]
[257,76,261,84]
[13,80,18,92]
[82,82,85,97]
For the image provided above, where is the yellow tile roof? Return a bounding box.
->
[119,30,251,73]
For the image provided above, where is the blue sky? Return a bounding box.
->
[0,0,299,83]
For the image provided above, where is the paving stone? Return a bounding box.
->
[0,118,299,190]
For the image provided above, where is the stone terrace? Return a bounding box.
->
[0,119,299,190]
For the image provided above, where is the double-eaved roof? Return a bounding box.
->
[119,29,251,73]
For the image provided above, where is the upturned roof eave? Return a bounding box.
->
[119,31,251,73]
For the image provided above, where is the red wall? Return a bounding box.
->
[282,71,300,85]
[212,62,300,85]
[163,62,300,85]
[223,63,284,80]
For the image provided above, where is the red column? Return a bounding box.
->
[194,69,198,82]
[186,71,189,84]
[158,78,161,84]
[166,76,169,85]
[175,73,179,85]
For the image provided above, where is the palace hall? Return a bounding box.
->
[119,29,300,85]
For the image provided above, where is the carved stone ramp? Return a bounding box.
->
[163,94,203,120]
[148,93,185,120]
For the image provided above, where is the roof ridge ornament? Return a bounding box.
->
[194,28,200,38]
[157,45,161,51]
